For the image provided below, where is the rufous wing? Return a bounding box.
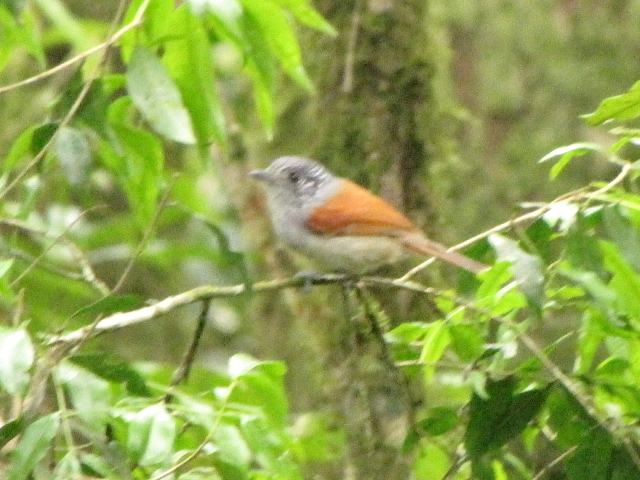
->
[306,179,487,274]
[306,179,417,236]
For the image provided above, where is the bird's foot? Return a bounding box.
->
[294,270,324,293]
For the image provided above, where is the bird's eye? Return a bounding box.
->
[288,171,300,184]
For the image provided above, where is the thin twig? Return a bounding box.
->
[398,162,632,281]
[112,177,176,294]
[342,0,362,93]
[0,0,145,95]
[165,301,211,402]
[531,445,577,480]
[442,453,467,480]
[52,370,80,467]
[151,378,239,480]
[0,217,109,294]
[9,207,101,288]
[6,248,88,282]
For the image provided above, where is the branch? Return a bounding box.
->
[167,300,210,396]
[532,446,577,479]
[341,0,362,93]
[47,274,434,345]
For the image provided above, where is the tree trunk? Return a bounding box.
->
[258,1,449,478]
[274,1,445,478]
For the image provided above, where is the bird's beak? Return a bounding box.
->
[249,169,272,183]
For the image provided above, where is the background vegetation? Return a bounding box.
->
[1,0,640,479]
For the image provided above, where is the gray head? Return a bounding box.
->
[249,156,339,209]
[249,156,342,240]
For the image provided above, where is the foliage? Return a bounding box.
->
[0,0,640,479]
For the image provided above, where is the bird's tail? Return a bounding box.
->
[402,233,487,274]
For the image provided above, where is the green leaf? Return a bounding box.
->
[538,142,602,179]
[465,377,549,458]
[228,353,265,379]
[248,63,275,137]
[0,416,26,449]
[560,269,616,314]
[104,100,164,228]
[492,460,508,480]
[272,0,337,35]
[126,46,196,144]
[549,389,640,478]
[57,362,112,429]
[194,0,246,46]
[449,324,484,361]
[414,443,451,480]
[53,452,82,479]
[565,428,614,480]
[603,205,640,271]
[416,407,458,436]
[119,0,174,62]
[600,240,640,328]
[163,6,226,145]
[291,412,343,462]
[33,0,91,52]
[0,258,14,279]
[582,80,640,126]
[3,125,37,173]
[54,126,91,185]
[241,0,314,92]
[489,234,544,307]
[228,354,288,424]
[212,424,251,468]
[385,322,428,343]
[0,5,43,70]
[8,413,60,480]
[594,357,631,384]
[565,219,605,273]
[476,262,513,303]
[608,448,640,479]
[0,327,34,395]
[18,6,45,67]
[0,7,20,73]
[233,372,288,425]
[178,468,222,480]
[418,320,450,383]
[70,352,151,396]
[218,3,277,136]
[240,416,301,477]
[574,309,606,375]
[78,453,118,478]
[127,404,176,467]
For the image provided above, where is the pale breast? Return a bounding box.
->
[298,233,408,273]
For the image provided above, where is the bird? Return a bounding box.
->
[250,156,486,274]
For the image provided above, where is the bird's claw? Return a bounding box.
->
[294,270,323,293]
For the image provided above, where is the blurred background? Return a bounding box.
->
[1,0,640,477]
